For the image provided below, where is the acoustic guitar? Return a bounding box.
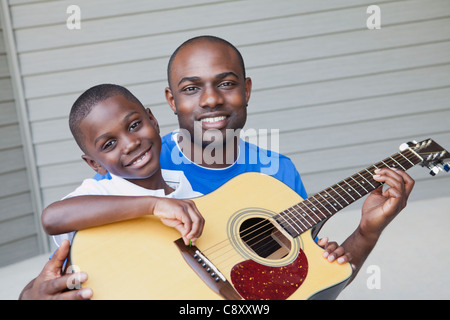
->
[70,139,449,300]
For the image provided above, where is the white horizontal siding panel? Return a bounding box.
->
[0,30,5,53]
[0,147,26,174]
[0,78,14,102]
[12,0,402,53]
[19,3,449,76]
[0,236,40,268]
[249,41,450,91]
[0,170,30,198]
[250,64,450,115]
[0,54,10,77]
[278,109,450,156]
[0,101,18,126]
[0,123,23,150]
[22,56,167,99]
[240,18,450,69]
[34,139,80,166]
[26,84,168,122]
[0,192,33,222]
[0,214,37,244]
[246,87,450,134]
[10,0,228,29]
[38,160,94,190]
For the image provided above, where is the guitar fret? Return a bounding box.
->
[389,156,405,170]
[305,198,328,219]
[289,206,312,229]
[297,204,320,226]
[329,185,350,205]
[323,189,344,209]
[399,152,415,166]
[317,192,339,215]
[357,172,375,189]
[343,179,362,197]
[337,182,356,201]
[350,176,368,193]
[276,211,302,236]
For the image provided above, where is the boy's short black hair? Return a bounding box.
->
[167,35,246,88]
[69,83,144,152]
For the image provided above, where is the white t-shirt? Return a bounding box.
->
[52,170,202,246]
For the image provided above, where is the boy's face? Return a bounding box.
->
[165,40,252,148]
[80,95,162,186]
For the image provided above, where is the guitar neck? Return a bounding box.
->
[274,148,423,238]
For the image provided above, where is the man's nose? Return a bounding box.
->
[199,85,224,108]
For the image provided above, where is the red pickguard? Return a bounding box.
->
[230,250,308,300]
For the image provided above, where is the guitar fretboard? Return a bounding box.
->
[274,148,423,238]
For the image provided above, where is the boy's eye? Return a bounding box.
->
[129,121,141,131]
[102,140,116,150]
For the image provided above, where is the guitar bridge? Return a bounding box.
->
[174,238,241,300]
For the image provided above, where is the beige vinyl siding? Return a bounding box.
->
[1,0,449,258]
[0,23,41,266]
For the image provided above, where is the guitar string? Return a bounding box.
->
[201,152,411,258]
[200,152,416,266]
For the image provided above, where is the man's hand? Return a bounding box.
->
[360,168,415,241]
[19,240,92,300]
[318,237,353,266]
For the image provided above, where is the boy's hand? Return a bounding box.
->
[152,198,205,246]
[318,237,353,266]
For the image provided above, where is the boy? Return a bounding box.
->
[41,84,204,247]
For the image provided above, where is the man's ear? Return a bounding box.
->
[245,77,252,106]
[145,108,160,134]
[81,154,107,175]
[165,87,177,115]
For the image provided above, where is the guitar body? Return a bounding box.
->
[71,172,352,300]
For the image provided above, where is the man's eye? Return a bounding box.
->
[182,86,198,93]
[219,81,235,88]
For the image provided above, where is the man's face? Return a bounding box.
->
[165,40,252,149]
[80,95,162,187]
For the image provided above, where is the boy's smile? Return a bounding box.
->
[80,94,166,190]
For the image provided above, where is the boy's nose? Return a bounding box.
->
[199,86,223,108]
[122,136,141,155]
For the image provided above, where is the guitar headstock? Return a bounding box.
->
[400,139,450,176]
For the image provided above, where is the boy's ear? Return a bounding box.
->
[145,108,160,134]
[164,87,177,114]
[81,154,107,175]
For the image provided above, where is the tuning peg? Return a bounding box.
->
[429,166,440,176]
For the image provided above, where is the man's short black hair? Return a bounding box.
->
[69,83,144,152]
[167,35,246,88]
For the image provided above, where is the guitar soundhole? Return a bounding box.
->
[239,218,291,260]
